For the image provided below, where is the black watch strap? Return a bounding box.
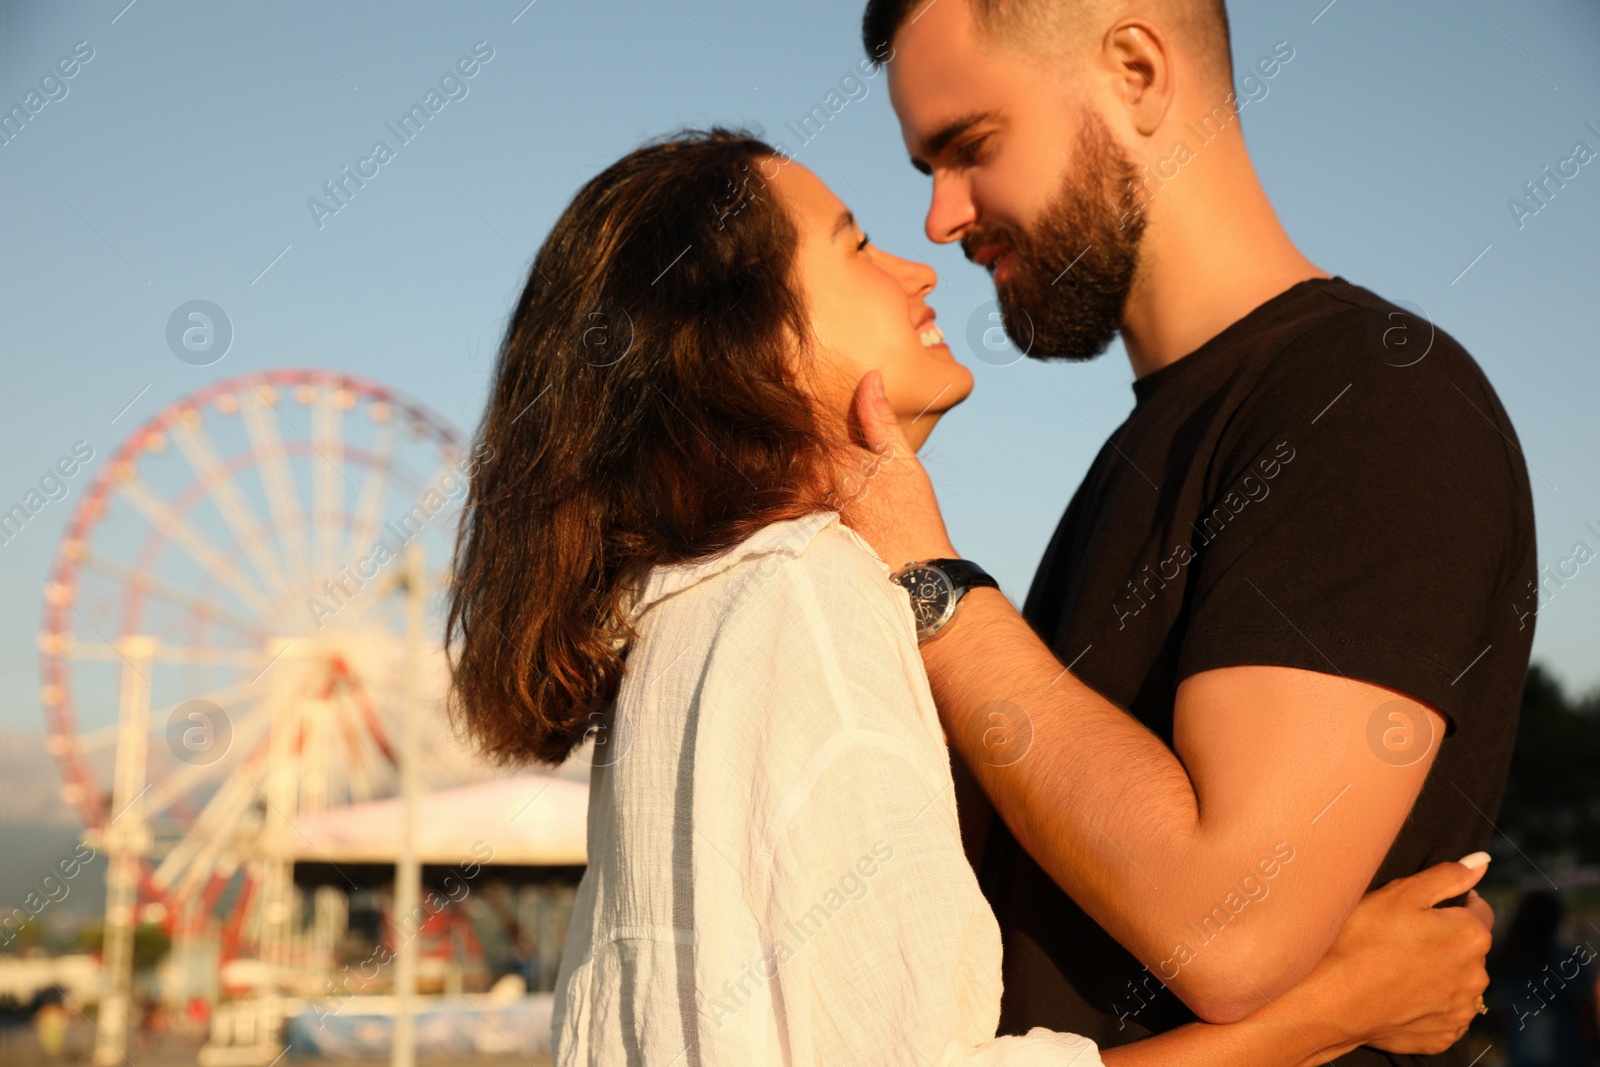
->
[926,558,998,592]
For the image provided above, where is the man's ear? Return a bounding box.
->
[1102,20,1173,137]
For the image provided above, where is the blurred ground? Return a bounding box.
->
[0,1023,552,1067]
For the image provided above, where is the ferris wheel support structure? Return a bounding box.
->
[93,635,156,1067]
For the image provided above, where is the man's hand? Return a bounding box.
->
[838,369,958,569]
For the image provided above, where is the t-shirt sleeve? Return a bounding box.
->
[1175,307,1531,731]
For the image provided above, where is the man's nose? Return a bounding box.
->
[925,173,976,245]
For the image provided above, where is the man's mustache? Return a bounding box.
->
[961,227,1026,269]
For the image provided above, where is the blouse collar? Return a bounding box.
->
[623,510,888,622]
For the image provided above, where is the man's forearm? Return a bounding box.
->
[923,588,1335,1021]
[924,588,1206,915]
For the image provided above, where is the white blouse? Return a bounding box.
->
[552,510,1104,1066]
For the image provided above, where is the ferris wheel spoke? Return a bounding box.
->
[313,381,346,601]
[343,556,451,633]
[240,386,316,595]
[331,685,390,803]
[81,550,267,639]
[170,803,262,907]
[151,644,271,666]
[340,676,398,772]
[152,751,267,895]
[153,679,264,733]
[71,680,261,754]
[143,694,271,818]
[416,459,469,534]
[64,641,262,666]
[341,416,397,575]
[165,857,232,927]
[74,723,130,752]
[114,479,280,616]
[172,418,296,604]
[339,573,408,630]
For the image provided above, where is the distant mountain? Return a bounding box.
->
[0,731,80,828]
[0,733,103,931]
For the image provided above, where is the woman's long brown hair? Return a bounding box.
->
[446,128,847,766]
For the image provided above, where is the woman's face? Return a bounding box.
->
[766,158,974,452]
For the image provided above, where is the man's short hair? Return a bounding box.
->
[861,0,1233,91]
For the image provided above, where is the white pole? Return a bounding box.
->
[259,641,298,1062]
[391,543,424,1067]
[94,635,156,1067]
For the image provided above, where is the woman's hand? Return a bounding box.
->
[1288,855,1493,1058]
[1098,858,1494,1067]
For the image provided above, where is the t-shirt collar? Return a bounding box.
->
[1131,275,1345,405]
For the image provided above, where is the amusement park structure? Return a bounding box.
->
[37,369,514,1065]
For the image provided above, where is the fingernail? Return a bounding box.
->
[1456,851,1491,869]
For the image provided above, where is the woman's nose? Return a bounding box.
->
[878,247,937,297]
[904,258,937,298]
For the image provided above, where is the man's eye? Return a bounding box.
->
[856,233,872,251]
[955,135,989,165]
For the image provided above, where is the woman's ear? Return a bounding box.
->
[1102,20,1174,138]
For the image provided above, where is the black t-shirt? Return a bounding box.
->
[981,276,1538,1066]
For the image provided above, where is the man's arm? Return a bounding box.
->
[928,589,1442,1022]
[842,371,1443,1023]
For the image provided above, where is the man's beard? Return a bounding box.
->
[964,112,1146,362]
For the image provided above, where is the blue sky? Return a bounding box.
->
[1,0,1597,768]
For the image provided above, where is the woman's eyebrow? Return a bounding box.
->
[831,208,857,240]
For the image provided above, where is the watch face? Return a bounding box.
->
[892,565,955,636]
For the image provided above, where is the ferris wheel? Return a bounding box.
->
[37,370,493,1061]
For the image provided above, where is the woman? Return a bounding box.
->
[446,128,1492,1065]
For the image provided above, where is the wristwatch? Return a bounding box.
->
[890,558,998,642]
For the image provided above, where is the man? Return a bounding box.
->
[841,0,1538,1063]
